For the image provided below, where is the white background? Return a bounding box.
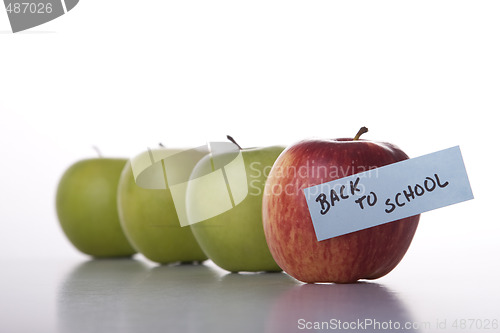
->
[1,0,497,260]
[0,1,499,331]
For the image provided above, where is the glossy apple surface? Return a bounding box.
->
[187,145,284,272]
[262,130,419,283]
[56,158,136,257]
[117,150,207,264]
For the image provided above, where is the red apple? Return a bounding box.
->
[262,127,419,283]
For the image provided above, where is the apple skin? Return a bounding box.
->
[188,146,284,272]
[117,154,208,264]
[56,158,136,258]
[262,138,420,283]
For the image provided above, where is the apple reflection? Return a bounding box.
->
[57,260,225,333]
[57,261,414,333]
[123,270,298,333]
[119,262,223,332]
[189,272,299,333]
[266,282,419,333]
[57,258,150,333]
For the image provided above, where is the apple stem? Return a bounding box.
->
[92,145,103,158]
[353,127,368,140]
[226,135,242,150]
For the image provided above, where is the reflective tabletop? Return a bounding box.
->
[2,226,498,333]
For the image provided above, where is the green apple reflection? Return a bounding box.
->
[57,259,149,333]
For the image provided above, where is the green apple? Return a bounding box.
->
[186,140,284,272]
[117,149,207,264]
[56,158,136,257]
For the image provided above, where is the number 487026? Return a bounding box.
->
[6,2,53,14]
